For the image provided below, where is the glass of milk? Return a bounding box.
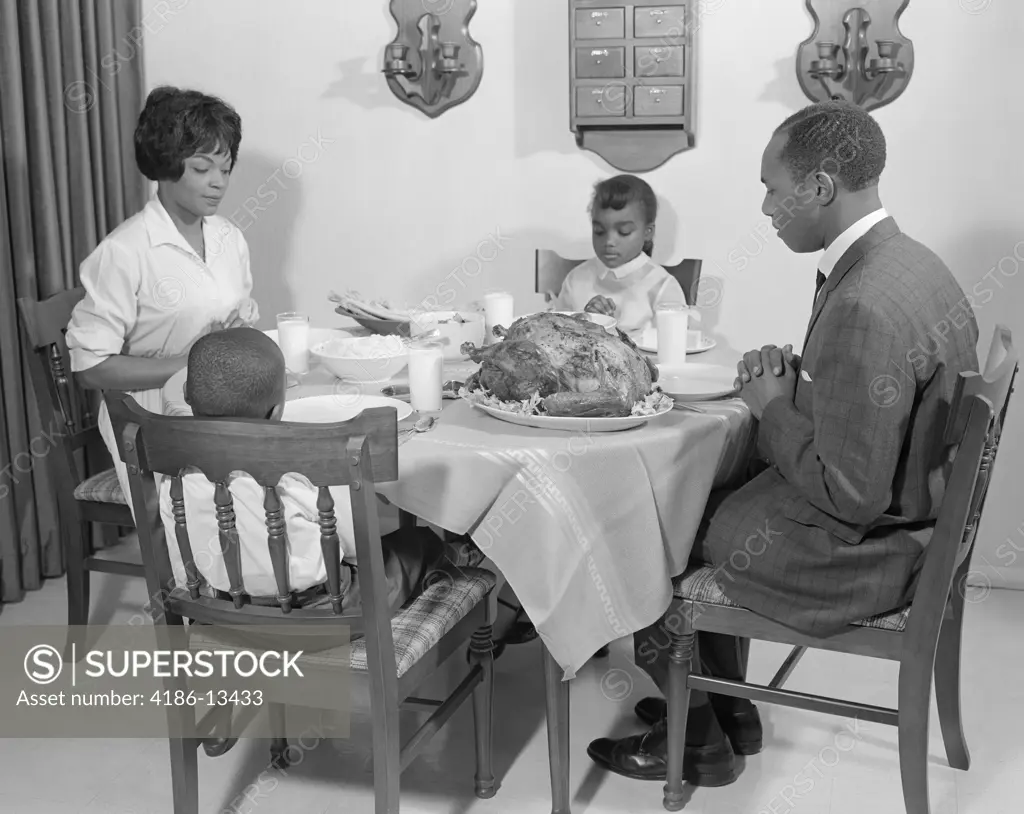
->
[686,306,703,350]
[482,291,514,344]
[276,312,310,376]
[656,304,689,368]
[407,340,444,413]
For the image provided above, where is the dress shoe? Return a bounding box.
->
[586,720,738,786]
[495,597,539,645]
[202,737,238,757]
[633,696,763,755]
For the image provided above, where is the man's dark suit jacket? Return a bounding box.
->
[701,217,980,635]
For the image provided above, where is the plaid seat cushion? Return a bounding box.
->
[188,567,496,678]
[673,566,911,633]
[73,468,126,505]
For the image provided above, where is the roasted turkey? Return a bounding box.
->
[460,312,658,417]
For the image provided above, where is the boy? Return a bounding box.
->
[161,327,484,613]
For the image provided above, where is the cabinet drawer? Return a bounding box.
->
[634,85,684,116]
[634,6,686,38]
[574,8,625,39]
[635,46,684,77]
[576,86,628,117]
[576,47,626,78]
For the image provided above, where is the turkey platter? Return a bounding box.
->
[459,312,672,418]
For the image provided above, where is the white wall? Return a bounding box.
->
[142,0,1024,587]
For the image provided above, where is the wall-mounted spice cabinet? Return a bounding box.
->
[569,1,696,172]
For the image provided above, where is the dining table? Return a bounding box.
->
[162,329,756,814]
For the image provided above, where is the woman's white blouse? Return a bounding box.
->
[66,195,258,374]
[65,195,258,515]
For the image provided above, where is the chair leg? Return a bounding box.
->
[542,645,571,814]
[934,575,971,770]
[269,703,291,768]
[63,520,92,661]
[371,699,401,814]
[162,615,200,814]
[663,628,695,812]
[168,735,200,814]
[469,624,498,799]
[898,652,935,814]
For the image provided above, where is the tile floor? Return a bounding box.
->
[1,566,1022,814]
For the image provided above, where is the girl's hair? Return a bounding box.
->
[589,174,658,256]
[135,86,242,182]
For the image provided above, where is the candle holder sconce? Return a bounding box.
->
[797,0,913,111]
[382,0,483,118]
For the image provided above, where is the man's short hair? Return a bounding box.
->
[135,86,242,182]
[185,329,284,419]
[774,101,886,192]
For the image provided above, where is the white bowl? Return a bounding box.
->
[411,310,486,359]
[263,327,352,349]
[311,335,409,383]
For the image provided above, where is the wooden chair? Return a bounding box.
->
[535,249,703,306]
[16,289,141,650]
[105,391,499,814]
[661,325,1018,814]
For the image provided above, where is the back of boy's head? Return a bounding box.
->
[589,174,659,255]
[185,328,285,420]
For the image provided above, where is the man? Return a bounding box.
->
[587,101,979,786]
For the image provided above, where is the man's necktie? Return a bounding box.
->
[813,270,826,307]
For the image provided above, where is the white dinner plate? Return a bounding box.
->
[656,363,739,402]
[467,400,673,432]
[636,336,717,355]
[282,394,413,423]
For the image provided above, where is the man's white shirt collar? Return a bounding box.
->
[817,208,888,277]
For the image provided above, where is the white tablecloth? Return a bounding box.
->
[163,353,753,679]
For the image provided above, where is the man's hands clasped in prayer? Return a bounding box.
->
[735,344,800,420]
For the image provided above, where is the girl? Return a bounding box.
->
[66,86,259,512]
[553,174,685,335]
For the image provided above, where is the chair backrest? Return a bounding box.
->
[104,390,401,639]
[907,325,1017,644]
[16,288,102,487]
[535,249,702,306]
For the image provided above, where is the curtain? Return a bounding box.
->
[0,0,146,607]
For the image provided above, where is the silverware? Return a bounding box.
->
[399,415,437,441]
[673,401,708,414]
[381,380,464,399]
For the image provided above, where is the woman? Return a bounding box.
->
[66,86,259,512]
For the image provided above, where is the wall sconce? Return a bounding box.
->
[796,0,914,112]
[382,0,483,118]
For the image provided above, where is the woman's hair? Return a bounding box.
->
[135,86,242,182]
[589,174,659,256]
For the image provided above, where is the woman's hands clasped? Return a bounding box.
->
[210,298,259,333]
